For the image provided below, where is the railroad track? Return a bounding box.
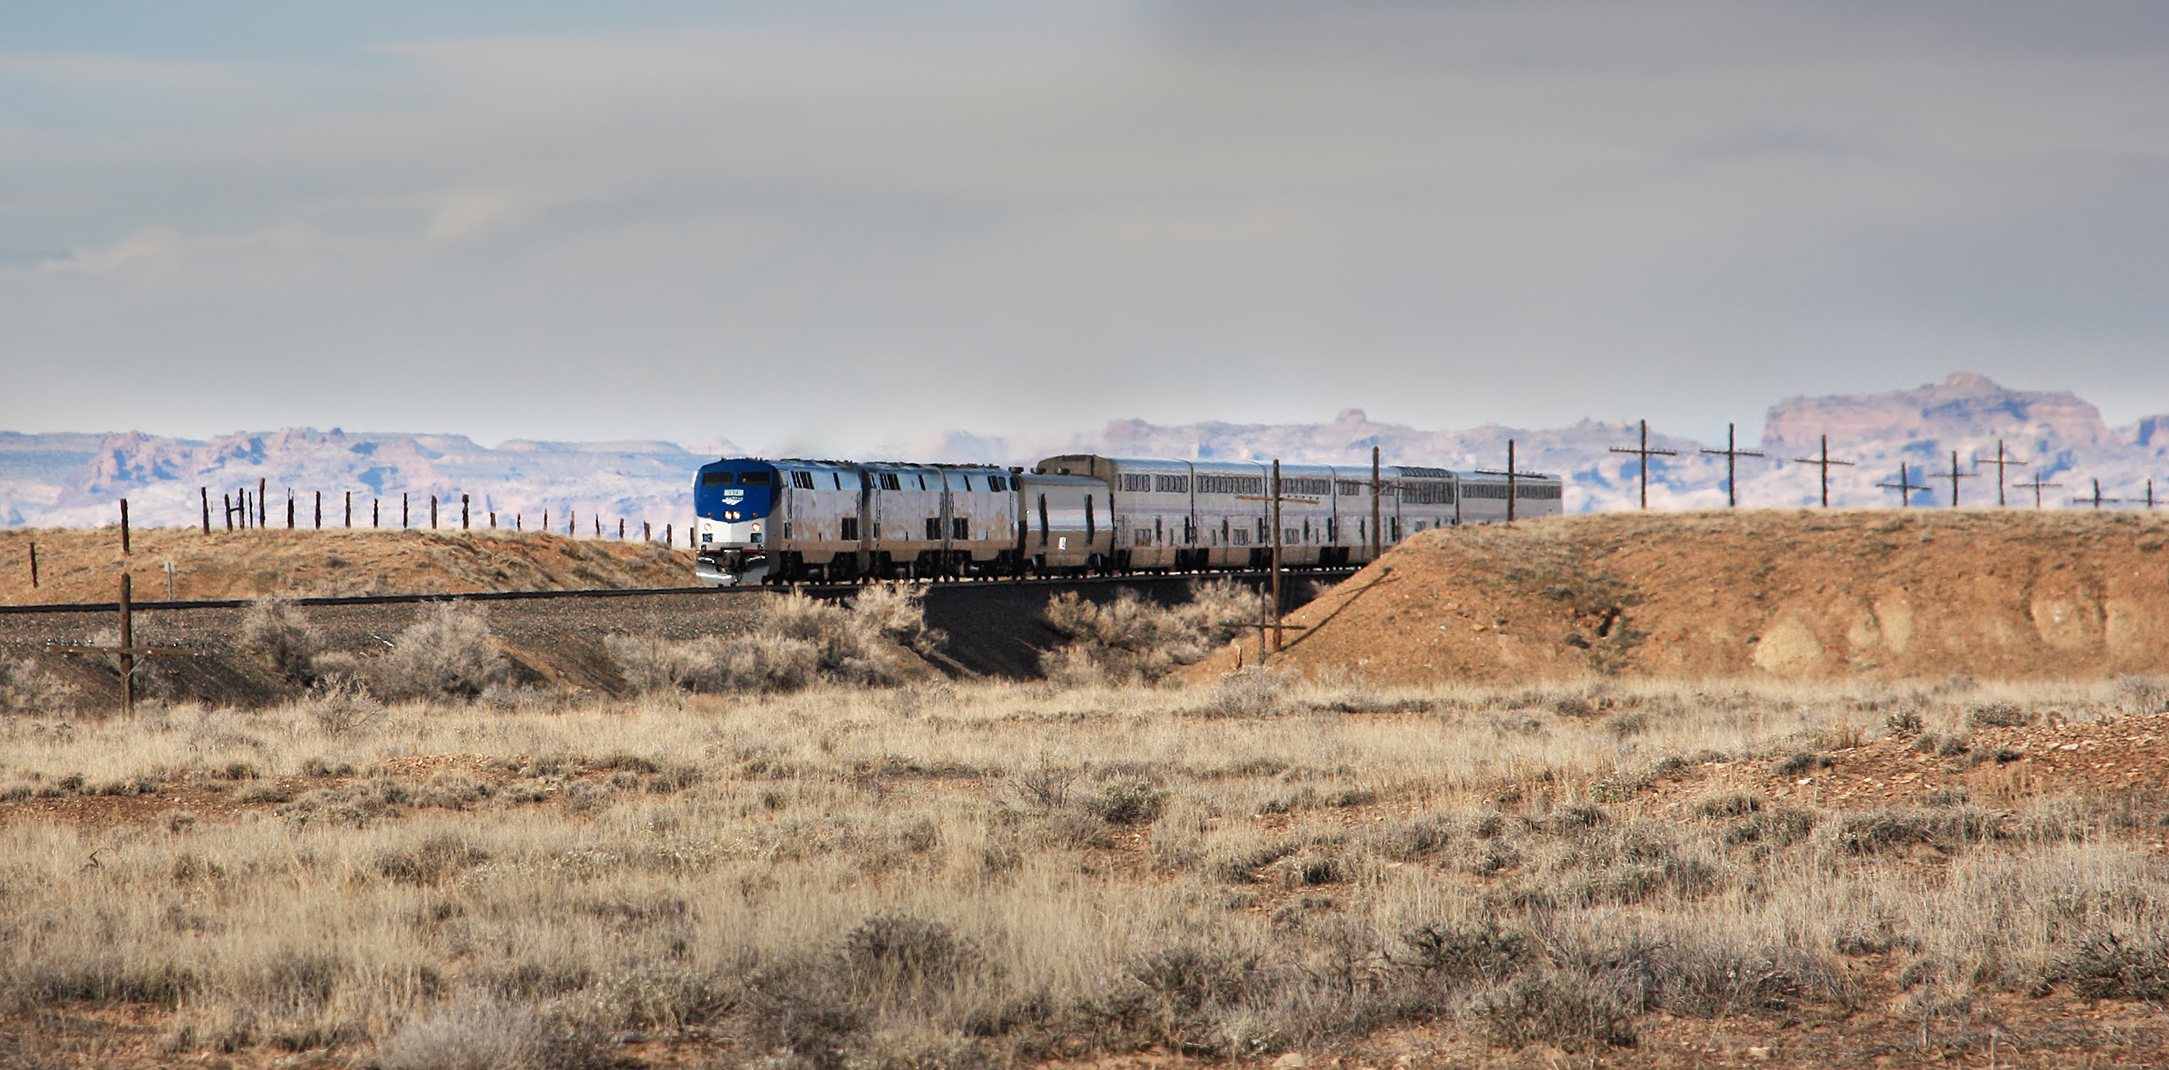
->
[0,567,1361,616]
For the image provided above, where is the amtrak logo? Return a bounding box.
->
[722,489,745,504]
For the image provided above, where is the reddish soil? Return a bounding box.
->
[0,527,697,605]
[1207,510,2169,684]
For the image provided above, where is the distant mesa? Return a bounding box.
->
[1761,372,2112,453]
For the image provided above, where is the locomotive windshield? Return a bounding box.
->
[694,460,779,519]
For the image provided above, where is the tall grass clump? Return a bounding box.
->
[1039,579,1266,684]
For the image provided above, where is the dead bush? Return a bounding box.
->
[2114,675,2169,713]
[1084,779,1166,827]
[1471,970,1637,1052]
[850,582,946,654]
[375,1001,540,1070]
[1040,580,1266,684]
[294,684,384,736]
[240,598,322,685]
[376,833,491,887]
[0,656,76,715]
[372,603,510,701]
[1966,703,2032,730]
[1397,921,1532,986]
[2058,931,2169,1000]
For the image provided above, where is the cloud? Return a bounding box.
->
[2,1,2168,446]
[425,193,528,242]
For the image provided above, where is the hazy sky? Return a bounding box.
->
[4,1,2166,454]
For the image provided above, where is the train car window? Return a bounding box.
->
[700,472,729,486]
[1256,518,1268,542]
[1037,495,1049,547]
[880,474,901,490]
[834,473,844,489]
[1154,517,1163,544]
[952,517,969,540]
[959,475,972,491]
[925,517,941,540]
[917,474,927,490]
[1085,494,1095,540]
[841,517,860,541]
[1121,474,1151,492]
[989,476,1007,492]
[739,472,772,485]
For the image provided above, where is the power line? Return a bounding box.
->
[1926,450,1979,508]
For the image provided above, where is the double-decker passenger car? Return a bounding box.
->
[692,453,1561,585]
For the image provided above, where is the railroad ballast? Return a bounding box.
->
[692,454,1563,585]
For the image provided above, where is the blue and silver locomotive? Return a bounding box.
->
[693,454,1562,585]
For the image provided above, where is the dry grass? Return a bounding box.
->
[0,675,2164,1066]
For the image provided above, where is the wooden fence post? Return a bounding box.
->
[314,491,322,529]
[619,518,625,539]
[200,487,210,534]
[27,542,36,588]
[463,494,471,530]
[258,478,267,527]
[286,491,294,529]
[120,499,130,554]
[118,573,133,716]
[430,495,438,530]
[224,493,235,532]
[373,498,380,528]
[643,521,651,542]
[345,491,352,528]
[402,493,409,529]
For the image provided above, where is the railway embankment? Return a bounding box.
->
[1222,509,2169,684]
[0,527,694,605]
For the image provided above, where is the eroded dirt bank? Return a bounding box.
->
[1234,510,2169,684]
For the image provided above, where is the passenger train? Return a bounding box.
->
[692,454,1564,585]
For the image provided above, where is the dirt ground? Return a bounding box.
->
[1210,509,2169,685]
[0,527,698,605]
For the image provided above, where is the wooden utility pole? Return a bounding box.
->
[1698,423,1765,507]
[1926,450,1979,507]
[1370,446,1383,559]
[45,574,202,715]
[1475,440,1546,526]
[119,499,130,554]
[2013,477,2062,509]
[1789,435,1855,508]
[1610,420,1678,510]
[1877,464,1929,508]
[1270,460,1284,653]
[2073,479,2121,510]
[1974,441,2029,507]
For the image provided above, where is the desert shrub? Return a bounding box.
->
[1824,807,1998,855]
[850,582,946,654]
[376,833,491,886]
[0,656,75,714]
[240,597,322,685]
[1084,779,1166,826]
[1397,921,1532,985]
[606,588,925,696]
[1771,751,1832,777]
[842,915,974,993]
[1206,668,1290,716]
[294,684,384,736]
[2058,931,2169,1000]
[372,603,510,700]
[1471,970,1637,1051]
[1040,579,1267,684]
[1966,703,2032,730]
[375,1001,540,1070]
